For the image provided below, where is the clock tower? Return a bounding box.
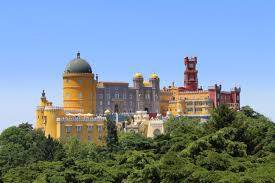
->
[184,56,198,91]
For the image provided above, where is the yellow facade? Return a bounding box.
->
[63,73,97,114]
[160,89,170,115]
[35,53,106,145]
[36,94,65,138]
[57,116,106,145]
[160,86,213,117]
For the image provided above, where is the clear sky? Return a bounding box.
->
[0,0,274,131]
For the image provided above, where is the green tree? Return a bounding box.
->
[0,123,64,176]
[106,114,118,150]
[207,104,236,130]
[118,132,152,151]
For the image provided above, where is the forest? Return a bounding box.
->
[0,105,274,183]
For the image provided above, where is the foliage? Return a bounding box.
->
[106,114,118,150]
[1,106,275,182]
[0,123,65,175]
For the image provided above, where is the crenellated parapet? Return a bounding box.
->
[57,116,106,123]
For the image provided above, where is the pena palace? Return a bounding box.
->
[35,53,241,144]
[160,56,241,120]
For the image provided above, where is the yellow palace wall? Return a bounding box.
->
[57,120,106,145]
[63,73,97,114]
[162,87,213,116]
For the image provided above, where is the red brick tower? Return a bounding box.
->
[184,57,198,91]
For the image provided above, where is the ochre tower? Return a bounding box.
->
[184,57,198,91]
[63,52,97,114]
[36,90,64,138]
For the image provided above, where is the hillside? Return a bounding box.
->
[0,105,274,183]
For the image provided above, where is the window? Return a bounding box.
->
[129,94,132,99]
[66,93,71,99]
[97,125,103,133]
[66,126,72,133]
[66,79,70,83]
[115,92,119,99]
[76,126,82,133]
[87,125,93,132]
[100,101,103,106]
[106,93,111,100]
[107,101,110,105]
[195,108,202,112]
[98,94,103,99]
[78,92,83,98]
[98,125,103,140]
[123,92,127,99]
[77,79,83,84]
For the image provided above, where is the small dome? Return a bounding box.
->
[65,52,92,73]
[150,73,159,79]
[143,81,151,87]
[134,72,143,79]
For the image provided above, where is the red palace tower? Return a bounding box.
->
[184,56,198,91]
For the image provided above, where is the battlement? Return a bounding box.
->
[36,106,64,111]
[57,116,106,123]
[230,87,241,93]
[208,84,222,91]
[44,106,64,111]
[64,109,84,114]
[184,56,197,64]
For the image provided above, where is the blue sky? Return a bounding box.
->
[0,0,274,131]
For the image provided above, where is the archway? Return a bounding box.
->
[144,107,149,113]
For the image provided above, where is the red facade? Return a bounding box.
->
[208,84,241,109]
[182,56,241,110]
[184,57,198,91]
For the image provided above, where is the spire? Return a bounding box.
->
[77,51,80,59]
[41,90,46,99]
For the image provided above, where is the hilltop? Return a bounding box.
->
[0,105,274,182]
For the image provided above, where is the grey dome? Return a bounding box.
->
[65,52,92,73]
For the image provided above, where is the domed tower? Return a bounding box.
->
[150,73,160,113]
[133,73,145,111]
[150,73,160,90]
[63,52,97,114]
[133,72,144,89]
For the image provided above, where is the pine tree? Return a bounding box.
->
[106,112,118,150]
